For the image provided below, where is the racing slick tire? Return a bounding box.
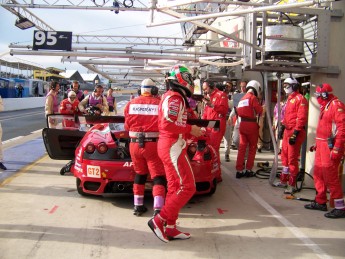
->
[76,178,89,196]
[208,178,217,195]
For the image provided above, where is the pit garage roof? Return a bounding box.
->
[0,56,45,71]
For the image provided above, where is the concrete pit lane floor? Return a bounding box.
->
[0,135,345,259]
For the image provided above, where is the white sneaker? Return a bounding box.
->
[273,181,287,188]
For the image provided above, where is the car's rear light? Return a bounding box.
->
[85,142,96,154]
[97,142,108,154]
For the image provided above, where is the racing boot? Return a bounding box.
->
[244,170,255,178]
[324,199,345,218]
[165,225,191,240]
[148,214,169,243]
[304,201,327,211]
[133,205,148,216]
[324,209,345,219]
[236,169,246,179]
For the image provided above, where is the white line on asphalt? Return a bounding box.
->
[249,191,332,259]
[221,165,332,259]
[2,136,24,144]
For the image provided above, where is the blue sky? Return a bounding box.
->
[0,6,182,73]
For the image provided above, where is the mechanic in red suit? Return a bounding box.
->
[275,78,308,194]
[148,65,203,243]
[202,79,229,181]
[124,78,166,217]
[305,83,345,218]
[235,80,263,178]
[59,91,80,128]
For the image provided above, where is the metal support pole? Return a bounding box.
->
[269,72,282,185]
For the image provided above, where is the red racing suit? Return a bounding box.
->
[235,92,263,171]
[157,90,195,226]
[124,95,166,209]
[314,97,345,207]
[281,92,308,186]
[202,88,229,151]
[59,98,80,128]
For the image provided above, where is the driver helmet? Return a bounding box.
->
[167,64,195,97]
[246,80,261,97]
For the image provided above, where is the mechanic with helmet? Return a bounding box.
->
[123,78,166,217]
[45,81,61,128]
[66,80,84,102]
[78,84,108,116]
[235,80,263,178]
[202,79,229,180]
[274,78,308,194]
[305,83,345,219]
[148,64,203,243]
[59,91,80,128]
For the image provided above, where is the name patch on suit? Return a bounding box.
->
[238,99,249,108]
[129,104,158,115]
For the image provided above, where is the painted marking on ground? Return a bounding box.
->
[49,205,59,214]
[2,136,24,144]
[221,165,332,259]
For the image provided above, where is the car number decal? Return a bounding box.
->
[87,165,101,178]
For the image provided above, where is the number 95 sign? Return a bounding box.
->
[33,31,72,51]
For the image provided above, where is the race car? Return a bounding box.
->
[42,114,220,196]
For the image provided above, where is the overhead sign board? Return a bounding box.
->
[33,31,72,51]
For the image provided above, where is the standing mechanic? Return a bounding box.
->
[148,64,203,243]
[78,84,108,115]
[305,83,345,218]
[202,79,229,180]
[275,78,308,194]
[124,78,166,217]
[235,80,263,178]
[45,81,60,128]
[66,80,84,102]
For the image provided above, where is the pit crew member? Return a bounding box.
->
[148,65,203,242]
[124,78,166,217]
[305,83,345,218]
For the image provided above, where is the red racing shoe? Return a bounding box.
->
[165,225,191,240]
[148,215,169,243]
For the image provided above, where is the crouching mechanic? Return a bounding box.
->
[305,83,345,218]
[275,78,308,194]
[148,64,203,242]
[124,78,166,217]
[235,80,263,178]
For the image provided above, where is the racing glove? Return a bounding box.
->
[278,125,285,140]
[330,148,343,161]
[309,144,317,152]
[289,130,299,145]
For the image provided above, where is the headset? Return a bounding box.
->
[50,81,59,90]
[318,84,329,100]
[71,81,80,90]
[291,80,300,92]
[94,84,104,93]
[203,79,215,89]
[138,85,159,96]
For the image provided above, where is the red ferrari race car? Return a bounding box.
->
[42,114,221,196]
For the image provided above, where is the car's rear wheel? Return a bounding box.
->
[76,178,88,196]
[208,178,217,195]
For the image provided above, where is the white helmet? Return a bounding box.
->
[246,80,262,97]
[140,78,157,96]
[283,78,299,93]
